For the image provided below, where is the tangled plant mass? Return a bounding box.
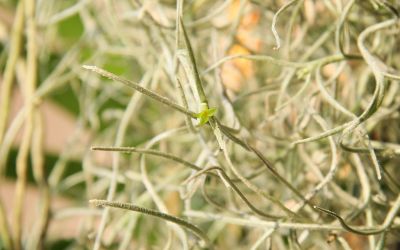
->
[0,0,400,249]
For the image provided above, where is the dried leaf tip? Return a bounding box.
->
[82,65,96,70]
[82,65,115,80]
[89,199,105,207]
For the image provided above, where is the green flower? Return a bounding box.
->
[195,103,217,126]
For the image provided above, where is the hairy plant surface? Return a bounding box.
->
[0,0,400,249]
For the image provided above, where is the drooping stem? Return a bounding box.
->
[90,199,213,249]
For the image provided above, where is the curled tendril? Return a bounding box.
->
[314,206,385,235]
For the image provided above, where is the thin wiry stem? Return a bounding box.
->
[200,182,230,212]
[376,0,400,17]
[90,199,213,249]
[335,0,362,59]
[0,108,25,175]
[356,18,400,179]
[314,20,398,148]
[297,144,359,207]
[176,77,197,133]
[383,71,400,80]
[283,0,303,59]
[204,53,344,76]
[249,145,315,210]
[82,65,197,118]
[294,114,338,209]
[92,72,152,250]
[179,17,208,105]
[275,24,338,109]
[3,0,396,248]
[344,154,371,222]
[27,112,51,250]
[271,0,300,50]
[91,146,204,172]
[250,229,274,250]
[13,0,38,248]
[316,64,355,118]
[139,128,188,250]
[204,54,304,74]
[275,71,312,111]
[218,137,298,218]
[91,145,269,182]
[314,192,400,235]
[185,166,284,219]
[0,1,25,146]
[185,210,400,232]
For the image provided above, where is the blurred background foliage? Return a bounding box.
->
[0,0,400,249]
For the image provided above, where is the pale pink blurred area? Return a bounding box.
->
[9,88,89,155]
[0,179,96,239]
[0,86,111,240]
[6,86,112,164]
